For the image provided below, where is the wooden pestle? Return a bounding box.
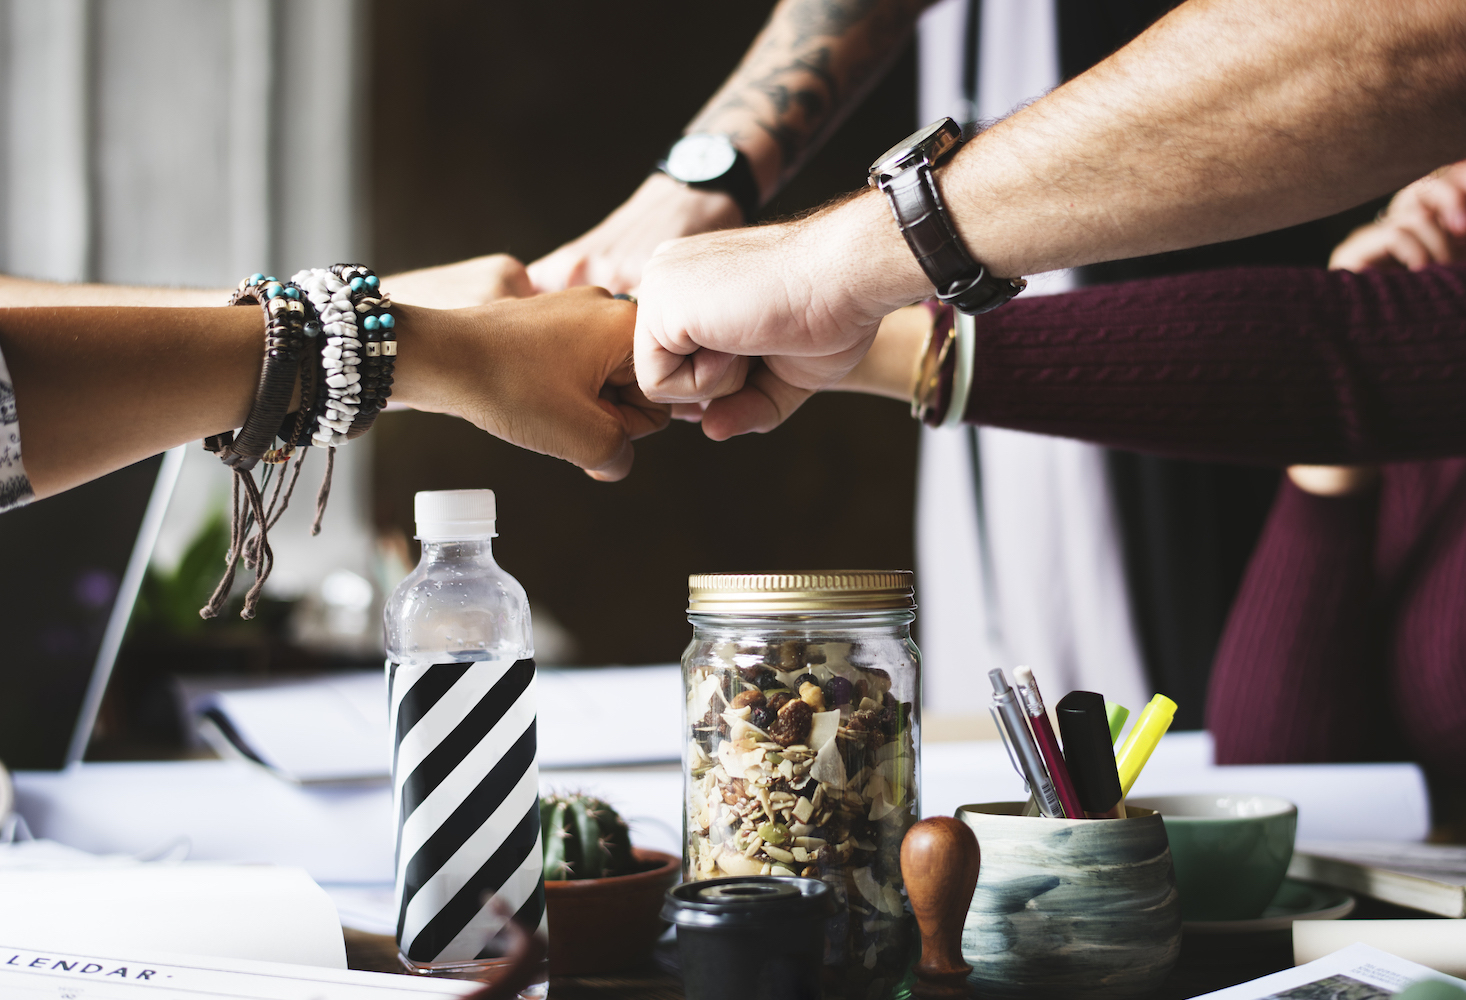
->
[901,817,981,999]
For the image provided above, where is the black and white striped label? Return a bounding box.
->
[388,657,544,965]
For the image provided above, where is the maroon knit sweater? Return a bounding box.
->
[960,263,1466,774]
[963,262,1466,465]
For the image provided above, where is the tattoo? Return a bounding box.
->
[691,0,929,184]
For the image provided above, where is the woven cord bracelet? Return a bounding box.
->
[201,274,312,620]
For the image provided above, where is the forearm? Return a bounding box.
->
[686,0,931,198]
[942,0,1466,277]
[805,0,1466,310]
[0,274,225,307]
[842,263,1466,464]
[962,264,1466,465]
[2,303,445,498]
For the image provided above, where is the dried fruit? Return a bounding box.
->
[754,671,786,691]
[738,664,776,686]
[730,689,767,711]
[880,691,899,733]
[766,691,793,714]
[750,706,775,730]
[702,707,729,737]
[822,675,853,707]
[769,698,813,747]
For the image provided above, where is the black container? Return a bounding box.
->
[662,877,834,1000]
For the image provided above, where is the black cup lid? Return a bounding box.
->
[662,876,834,928]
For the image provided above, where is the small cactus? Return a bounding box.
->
[540,792,635,881]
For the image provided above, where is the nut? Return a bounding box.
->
[731,689,767,711]
[798,681,826,711]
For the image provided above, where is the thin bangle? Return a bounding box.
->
[940,310,975,428]
[911,300,956,421]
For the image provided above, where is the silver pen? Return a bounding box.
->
[989,668,1066,818]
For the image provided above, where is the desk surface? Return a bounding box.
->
[340,898,1440,1000]
[341,927,1294,1000]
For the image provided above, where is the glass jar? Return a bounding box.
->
[681,571,920,1000]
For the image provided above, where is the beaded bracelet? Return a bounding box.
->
[291,266,362,448]
[328,263,396,440]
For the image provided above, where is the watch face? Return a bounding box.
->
[869,118,961,180]
[666,134,739,184]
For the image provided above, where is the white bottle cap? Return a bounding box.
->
[415,489,497,539]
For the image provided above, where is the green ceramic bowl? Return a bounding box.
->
[1129,794,1297,922]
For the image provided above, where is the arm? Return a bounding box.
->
[2,288,663,498]
[527,0,931,293]
[636,0,1466,433]
[844,262,1466,466]
[0,255,533,310]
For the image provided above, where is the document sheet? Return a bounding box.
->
[1195,943,1465,999]
[0,944,478,999]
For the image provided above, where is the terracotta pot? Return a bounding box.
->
[543,847,680,976]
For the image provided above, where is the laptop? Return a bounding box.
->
[0,447,184,769]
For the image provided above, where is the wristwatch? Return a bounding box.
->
[659,133,761,224]
[868,118,1026,314]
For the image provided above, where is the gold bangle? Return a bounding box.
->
[911,318,956,421]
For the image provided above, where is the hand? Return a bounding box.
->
[385,254,534,309]
[1330,162,1466,272]
[527,173,744,294]
[634,191,928,439]
[394,289,669,481]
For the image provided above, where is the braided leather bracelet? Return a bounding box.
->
[205,275,311,470]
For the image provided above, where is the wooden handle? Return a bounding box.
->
[901,817,980,999]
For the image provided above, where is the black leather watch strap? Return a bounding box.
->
[883,164,1025,314]
[658,147,761,224]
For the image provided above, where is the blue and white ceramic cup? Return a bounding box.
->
[956,802,1182,1000]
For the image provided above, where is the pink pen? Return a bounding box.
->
[1013,665,1085,820]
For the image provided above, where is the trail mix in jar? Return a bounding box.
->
[685,639,917,999]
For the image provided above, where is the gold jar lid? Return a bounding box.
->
[687,570,915,614]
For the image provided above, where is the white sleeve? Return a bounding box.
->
[0,344,34,512]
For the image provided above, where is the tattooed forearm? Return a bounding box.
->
[687,0,933,200]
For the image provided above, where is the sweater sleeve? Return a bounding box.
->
[963,263,1466,465]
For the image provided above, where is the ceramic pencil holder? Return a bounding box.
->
[955,802,1182,1000]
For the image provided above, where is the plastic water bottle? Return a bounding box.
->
[384,489,545,992]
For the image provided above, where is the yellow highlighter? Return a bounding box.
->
[1115,694,1177,796]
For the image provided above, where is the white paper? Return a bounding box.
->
[187,664,684,783]
[1294,841,1466,884]
[13,761,396,883]
[198,675,389,783]
[536,665,683,767]
[0,865,345,969]
[0,943,477,998]
[921,732,1431,842]
[1294,922,1466,978]
[1195,943,1465,998]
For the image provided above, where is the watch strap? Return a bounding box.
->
[883,164,1025,314]
[658,145,761,224]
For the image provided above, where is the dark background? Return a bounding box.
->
[369,0,922,666]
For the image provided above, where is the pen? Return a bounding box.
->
[1056,690,1127,819]
[990,669,1066,818]
[1012,665,1084,820]
[989,704,1039,814]
[1106,701,1130,744]
[1115,693,1177,797]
